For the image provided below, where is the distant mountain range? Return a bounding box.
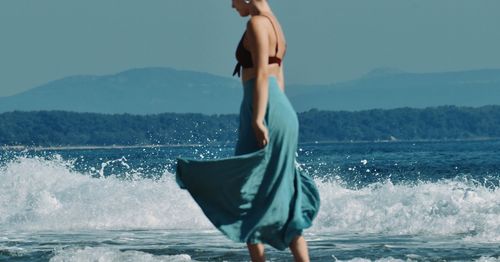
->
[287,68,500,112]
[1,67,499,114]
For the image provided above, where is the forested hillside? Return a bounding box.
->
[1,106,499,147]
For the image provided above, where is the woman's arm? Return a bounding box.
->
[247,16,271,147]
[277,63,285,92]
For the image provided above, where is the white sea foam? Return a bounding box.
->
[334,258,409,262]
[475,257,500,262]
[333,256,500,262]
[0,155,211,231]
[50,246,194,262]
[0,156,499,243]
[313,177,500,242]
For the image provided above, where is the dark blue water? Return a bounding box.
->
[1,140,499,261]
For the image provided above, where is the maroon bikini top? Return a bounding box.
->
[232,14,287,77]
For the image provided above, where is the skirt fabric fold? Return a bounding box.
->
[176,76,320,250]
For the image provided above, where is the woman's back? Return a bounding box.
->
[235,12,287,87]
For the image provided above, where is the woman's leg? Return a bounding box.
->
[247,242,265,262]
[289,235,310,262]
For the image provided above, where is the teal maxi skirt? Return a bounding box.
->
[175,76,320,251]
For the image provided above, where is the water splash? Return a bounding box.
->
[0,155,210,231]
[50,246,194,262]
[0,155,499,243]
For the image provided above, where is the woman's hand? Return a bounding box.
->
[252,121,269,149]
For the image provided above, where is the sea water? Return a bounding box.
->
[0,140,499,261]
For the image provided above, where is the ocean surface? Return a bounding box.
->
[0,140,499,261]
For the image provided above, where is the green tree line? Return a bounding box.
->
[1,105,499,146]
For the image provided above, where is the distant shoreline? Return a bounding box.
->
[299,136,500,145]
[2,107,500,148]
[2,137,499,151]
[1,144,205,151]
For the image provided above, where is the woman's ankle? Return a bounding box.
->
[289,235,310,262]
[247,242,265,262]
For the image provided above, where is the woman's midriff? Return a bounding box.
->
[241,64,283,89]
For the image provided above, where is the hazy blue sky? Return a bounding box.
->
[1,0,499,96]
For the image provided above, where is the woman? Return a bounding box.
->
[175,0,320,261]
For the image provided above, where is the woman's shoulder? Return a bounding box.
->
[246,15,271,31]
